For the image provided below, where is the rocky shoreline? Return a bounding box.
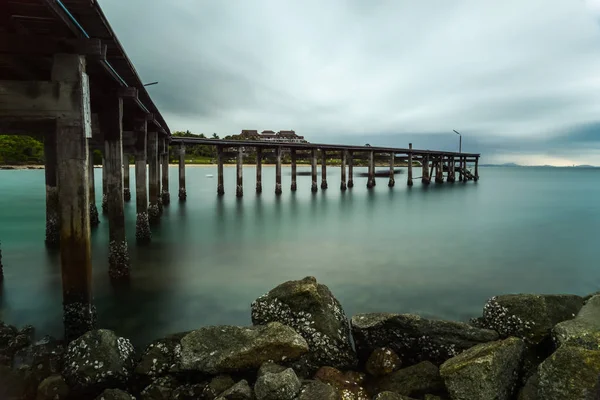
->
[1,276,599,400]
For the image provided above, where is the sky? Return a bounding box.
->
[98,0,600,165]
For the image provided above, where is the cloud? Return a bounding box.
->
[97,0,600,164]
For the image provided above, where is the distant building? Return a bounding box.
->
[238,129,308,143]
[240,130,259,139]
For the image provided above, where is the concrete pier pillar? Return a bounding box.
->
[135,120,151,244]
[367,151,375,188]
[474,157,479,181]
[256,147,263,193]
[340,150,347,190]
[422,154,431,184]
[435,156,444,183]
[462,157,467,183]
[101,154,107,214]
[236,147,243,197]
[447,156,455,183]
[275,147,283,195]
[88,147,100,227]
[161,138,170,205]
[178,143,186,201]
[311,148,318,193]
[123,154,131,202]
[388,152,395,187]
[407,143,413,186]
[348,151,354,188]
[458,157,463,182]
[148,131,160,224]
[52,54,96,341]
[44,130,59,248]
[290,149,297,191]
[321,149,328,189]
[217,145,225,196]
[102,97,130,280]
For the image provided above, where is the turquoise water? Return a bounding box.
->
[0,166,599,345]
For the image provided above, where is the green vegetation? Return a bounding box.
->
[0,135,44,165]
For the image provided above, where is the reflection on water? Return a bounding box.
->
[1,166,600,345]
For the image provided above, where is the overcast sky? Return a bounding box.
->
[98,0,600,165]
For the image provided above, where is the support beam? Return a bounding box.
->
[147,131,160,224]
[102,97,130,280]
[341,150,347,191]
[367,151,375,189]
[134,120,151,243]
[290,149,297,192]
[44,130,59,248]
[474,157,479,181]
[161,137,170,205]
[275,147,282,195]
[236,147,243,197]
[388,152,395,187]
[52,54,96,341]
[123,153,131,202]
[348,151,354,188]
[217,145,224,196]
[256,147,263,193]
[0,34,105,57]
[435,156,444,183]
[407,144,413,186]
[321,149,328,189]
[88,147,99,226]
[178,143,186,201]
[422,154,431,185]
[311,148,318,193]
[458,157,463,182]
[448,156,455,183]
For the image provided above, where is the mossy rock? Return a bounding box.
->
[374,361,444,398]
[553,294,600,350]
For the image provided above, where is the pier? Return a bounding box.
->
[0,0,480,339]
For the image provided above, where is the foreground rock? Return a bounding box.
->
[95,388,136,400]
[481,294,583,344]
[216,379,253,400]
[178,322,308,374]
[296,380,340,400]
[373,393,417,400]
[440,337,525,400]
[135,333,185,381]
[374,361,444,398]
[537,345,600,400]
[36,375,70,400]
[351,313,498,365]
[0,364,37,400]
[62,329,136,394]
[254,368,301,400]
[553,294,600,349]
[251,276,357,370]
[14,335,65,387]
[314,366,369,399]
[366,347,402,377]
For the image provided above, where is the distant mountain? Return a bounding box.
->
[480,163,598,168]
[480,163,521,167]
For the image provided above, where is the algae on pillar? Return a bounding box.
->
[407,143,414,186]
[347,151,354,188]
[161,137,170,205]
[134,119,151,244]
[367,151,375,188]
[290,149,297,192]
[275,146,282,195]
[123,154,131,202]
[147,131,161,224]
[178,143,186,201]
[44,130,59,248]
[311,148,318,193]
[340,150,347,191]
[88,147,100,227]
[321,149,328,189]
[256,147,263,193]
[217,145,225,196]
[236,146,244,197]
[388,152,395,187]
[421,154,431,184]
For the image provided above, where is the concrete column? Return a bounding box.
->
[101,154,107,214]
[321,149,328,189]
[367,151,375,188]
[236,147,243,197]
[290,149,297,191]
[474,157,479,181]
[462,157,468,183]
[407,143,413,186]
[348,151,354,188]
[135,121,151,243]
[256,147,263,193]
[161,138,170,206]
[88,147,99,226]
[148,131,160,224]
[388,152,395,187]
[178,143,186,201]
[340,150,347,190]
[435,156,444,183]
[44,130,59,248]
[102,97,130,280]
[217,145,225,196]
[448,156,455,183]
[458,156,463,182]
[53,54,96,341]
[311,148,318,193]
[422,154,431,184]
[275,147,282,195]
[123,154,131,202]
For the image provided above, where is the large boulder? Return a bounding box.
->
[251,277,357,370]
[439,337,525,400]
[216,379,254,400]
[0,322,32,363]
[517,371,540,400]
[553,294,600,349]
[135,333,185,380]
[140,376,179,400]
[14,336,65,387]
[178,322,308,374]
[481,294,583,344]
[62,329,136,394]
[254,368,301,400]
[351,313,498,365]
[537,345,600,400]
[36,374,70,400]
[374,361,444,398]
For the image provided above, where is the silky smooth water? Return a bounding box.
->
[0,166,599,345]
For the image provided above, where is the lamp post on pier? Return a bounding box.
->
[453,130,462,153]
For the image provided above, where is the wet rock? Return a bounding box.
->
[178,322,308,374]
[373,393,416,400]
[216,379,254,400]
[0,364,37,400]
[537,345,600,400]
[366,348,402,377]
[140,376,179,400]
[135,334,184,380]
[296,380,340,400]
[203,375,235,399]
[351,313,498,366]
[171,383,208,400]
[440,337,525,400]
[257,361,287,377]
[254,368,301,400]
[251,276,357,370]
[0,322,31,362]
[423,395,444,400]
[314,366,369,399]
[14,335,65,386]
[553,294,600,349]
[95,388,136,400]
[374,361,444,398]
[63,329,136,394]
[36,374,70,400]
[481,294,583,345]
[517,371,540,400]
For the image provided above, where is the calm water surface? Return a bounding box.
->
[0,166,599,345]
